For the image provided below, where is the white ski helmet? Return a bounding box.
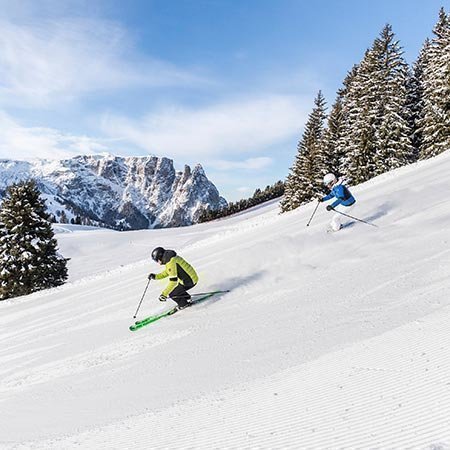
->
[323,173,337,187]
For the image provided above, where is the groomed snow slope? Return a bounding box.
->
[1,152,450,449]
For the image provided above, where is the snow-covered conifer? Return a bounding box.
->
[281,91,327,212]
[372,25,414,174]
[340,48,379,183]
[406,39,430,160]
[419,8,450,159]
[341,25,413,182]
[0,180,68,300]
[333,65,360,176]
[322,95,346,176]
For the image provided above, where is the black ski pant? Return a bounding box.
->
[169,280,195,307]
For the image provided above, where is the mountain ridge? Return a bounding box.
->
[0,154,227,229]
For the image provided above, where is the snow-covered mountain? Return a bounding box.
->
[0,154,227,229]
[1,151,450,448]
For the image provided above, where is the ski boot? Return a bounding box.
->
[176,302,191,311]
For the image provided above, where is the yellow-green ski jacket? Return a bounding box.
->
[155,250,198,296]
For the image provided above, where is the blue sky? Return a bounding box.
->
[0,0,445,200]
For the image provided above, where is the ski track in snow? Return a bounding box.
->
[2,152,450,448]
[0,329,192,396]
[15,305,450,449]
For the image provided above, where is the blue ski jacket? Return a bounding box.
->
[322,184,356,208]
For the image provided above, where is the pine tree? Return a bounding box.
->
[419,8,450,159]
[281,91,327,212]
[0,180,68,300]
[322,95,345,175]
[372,25,414,174]
[59,210,68,224]
[337,56,381,184]
[198,180,285,223]
[341,25,413,182]
[406,39,430,160]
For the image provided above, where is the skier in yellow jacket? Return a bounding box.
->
[148,247,198,310]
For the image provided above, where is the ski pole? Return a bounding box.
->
[133,279,151,318]
[332,209,378,228]
[306,201,320,227]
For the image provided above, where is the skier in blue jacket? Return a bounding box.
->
[319,173,356,232]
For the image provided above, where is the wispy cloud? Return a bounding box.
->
[0,2,316,179]
[0,112,109,160]
[209,157,273,171]
[100,95,308,160]
[0,17,207,107]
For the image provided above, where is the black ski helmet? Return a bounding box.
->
[151,247,165,263]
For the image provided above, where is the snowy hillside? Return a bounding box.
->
[1,151,450,448]
[0,155,226,230]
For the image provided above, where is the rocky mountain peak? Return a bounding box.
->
[0,154,227,230]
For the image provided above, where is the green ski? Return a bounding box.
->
[129,290,229,332]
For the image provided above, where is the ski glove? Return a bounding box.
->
[158,294,167,302]
[326,205,334,211]
[148,273,156,280]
